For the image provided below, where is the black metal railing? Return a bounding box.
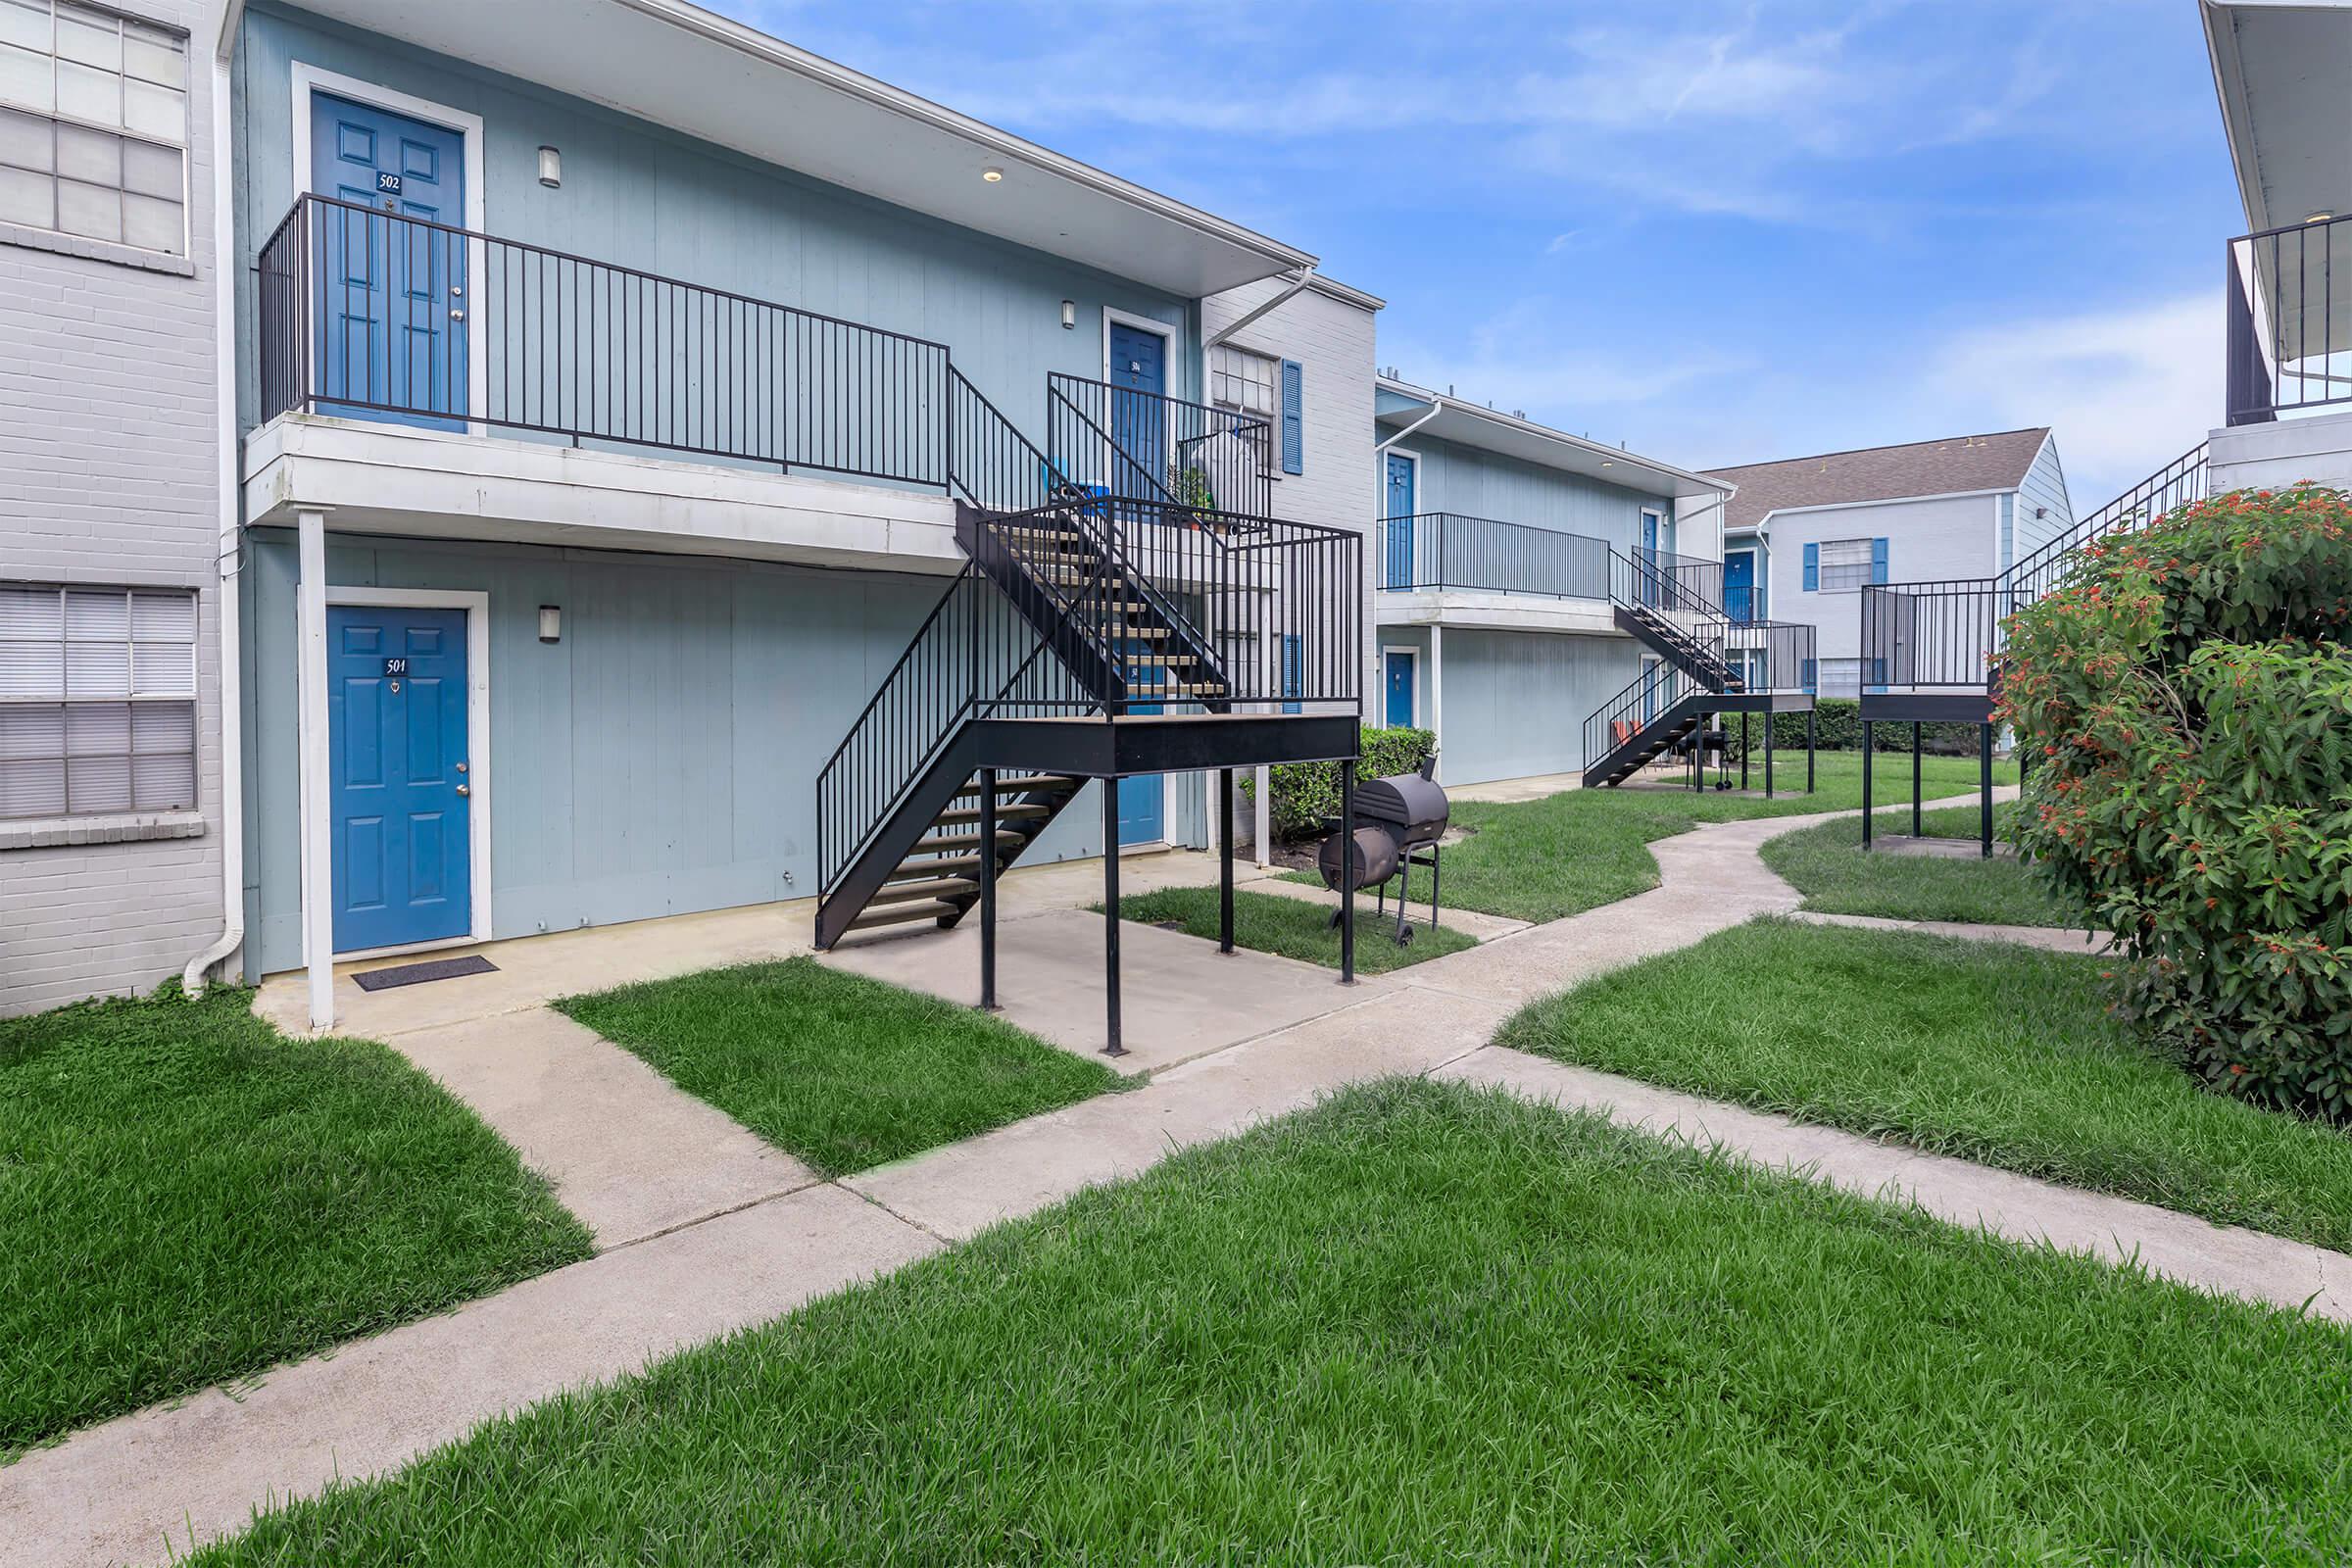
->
[258,193,953,485]
[815,495,1359,898]
[1375,512,1612,598]
[948,367,1058,515]
[2227,213,2352,425]
[1859,441,2209,695]
[1615,545,1725,616]
[1045,372,1273,519]
[1724,617,1817,694]
[1582,659,1700,773]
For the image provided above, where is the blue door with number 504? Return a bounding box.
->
[329,607,472,953]
[311,92,468,427]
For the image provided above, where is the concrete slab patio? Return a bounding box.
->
[820,906,1388,1075]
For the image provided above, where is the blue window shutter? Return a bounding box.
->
[1801,658,1817,694]
[1868,656,1887,693]
[1279,360,1303,475]
[1870,537,1889,584]
[1801,542,1819,591]
[1281,634,1302,713]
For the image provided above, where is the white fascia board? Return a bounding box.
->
[1374,589,1624,637]
[242,415,965,573]
[1372,376,1732,502]
[1750,485,2018,528]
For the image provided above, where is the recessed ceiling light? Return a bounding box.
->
[2309,209,2334,223]
[1601,460,1613,467]
[982,167,1004,183]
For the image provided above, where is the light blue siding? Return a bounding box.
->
[1381,627,1638,786]
[230,4,1198,445]
[238,534,1173,977]
[2013,435,2075,561]
[1403,434,1671,554]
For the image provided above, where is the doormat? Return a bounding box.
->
[353,955,500,992]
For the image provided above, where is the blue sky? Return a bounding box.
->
[734,1,2241,504]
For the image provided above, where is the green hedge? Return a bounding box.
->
[1243,725,1436,843]
[1723,700,1986,759]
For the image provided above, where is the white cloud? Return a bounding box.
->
[1924,293,2221,502]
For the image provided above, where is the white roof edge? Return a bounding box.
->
[1742,485,2020,531]
[607,0,1316,274]
[2201,0,2268,231]
[1375,375,1734,498]
[1305,273,1385,312]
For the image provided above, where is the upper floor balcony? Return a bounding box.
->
[1374,511,1730,630]
[2226,211,2352,427]
[246,195,1276,568]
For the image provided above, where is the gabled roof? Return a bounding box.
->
[1703,428,2051,534]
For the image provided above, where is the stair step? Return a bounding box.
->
[913,828,1026,854]
[932,804,1051,826]
[869,876,980,904]
[846,899,959,932]
[886,853,987,880]
[954,774,1078,798]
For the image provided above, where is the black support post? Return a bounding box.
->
[1101,781,1124,1057]
[1806,709,1817,794]
[1339,759,1357,985]
[1764,711,1776,799]
[1912,721,1924,838]
[1980,722,1995,859]
[1740,712,1750,792]
[978,768,999,1011]
[1861,720,1875,850]
[1217,766,1235,956]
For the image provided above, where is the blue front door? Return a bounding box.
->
[1383,453,1417,586]
[1385,651,1415,728]
[328,607,472,953]
[1116,635,1164,845]
[311,91,468,427]
[1107,321,1167,502]
[1724,550,1756,622]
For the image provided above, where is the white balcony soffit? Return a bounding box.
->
[248,0,1312,298]
[1374,379,1733,503]
[2204,0,2352,233]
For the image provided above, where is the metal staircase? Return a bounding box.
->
[815,368,1360,954]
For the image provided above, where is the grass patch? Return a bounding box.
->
[1107,886,1477,975]
[1290,752,2015,923]
[1760,803,2080,927]
[197,1080,2352,1565]
[557,958,1120,1177]
[1499,919,2352,1252]
[0,987,591,1455]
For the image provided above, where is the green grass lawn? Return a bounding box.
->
[1498,919,2352,1252]
[1759,803,2082,927]
[1107,886,1477,975]
[195,1080,2352,1566]
[1291,751,2017,923]
[558,958,1121,1177]
[0,988,591,1455]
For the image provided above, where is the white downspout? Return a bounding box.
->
[184,41,244,996]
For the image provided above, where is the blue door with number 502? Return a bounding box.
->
[329,607,471,953]
[311,92,468,427]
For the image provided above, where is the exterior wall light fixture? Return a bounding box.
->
[539,605,563,643]
[538,146,563,188]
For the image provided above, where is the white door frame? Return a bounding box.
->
[305,586,495,966]
[289,63,491,433]
[1381,644,1421,728]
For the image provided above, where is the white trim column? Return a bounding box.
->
[295,508,335,1030]
[1429,625,1445,784]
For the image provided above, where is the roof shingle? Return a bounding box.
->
[1704,428,2050,534]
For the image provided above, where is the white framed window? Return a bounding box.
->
[0,583,197,819]
[1817,657,1862,699]
[0,0,188,256]
[1817,537,1876,592]
[1210,343,1279,467]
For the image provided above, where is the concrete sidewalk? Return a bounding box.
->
[19,784,2348,1568]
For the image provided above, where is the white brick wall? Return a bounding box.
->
[1201,274,1382,714]
[0,0,223,1016]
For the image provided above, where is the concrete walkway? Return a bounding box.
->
[12,786,2348,1568]
[1788,908,2117,956]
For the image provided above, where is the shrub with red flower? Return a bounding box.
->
[2000,484,2352,1116]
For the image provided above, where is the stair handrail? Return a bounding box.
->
[1582,658,1701,775]
[1998,440,2208,608]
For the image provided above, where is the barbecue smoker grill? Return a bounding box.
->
[1317,760,1449,944]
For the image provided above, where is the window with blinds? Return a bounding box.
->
[0,583,196,819]
[1816,537,1876,592]
[1210,343,1278,468]
[0,0,189,256]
